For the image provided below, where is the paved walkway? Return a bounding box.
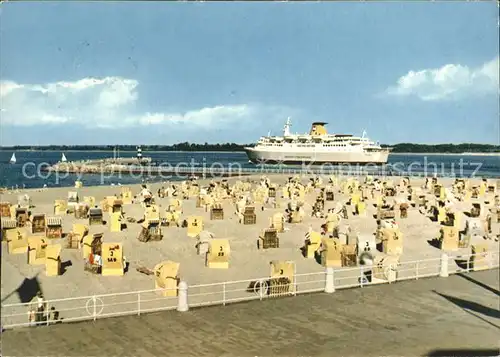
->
[2,270,499,357]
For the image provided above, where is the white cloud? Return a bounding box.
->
[138,105,254,127]
[0,80,24,96]
[0,76,271,129]
[385,57,499,101]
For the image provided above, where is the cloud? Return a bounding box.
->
[385,57,499,101]
[0,76,282,130]
[138,105,255,128]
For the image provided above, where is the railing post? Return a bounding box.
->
[324,267,335,293]
[223,282,226,306]
[467,254,471,272]
[137,292,141,316]
[293,269,297,296]
[488,252,493,269]
[46,301,50,326]
[177,281,189,312]
[416,261,419,280]
[439,252,449,278]
[360,266,364,287]
[92,296,97,321]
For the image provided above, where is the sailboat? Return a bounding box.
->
[9,153,16,164]
[61,153,67,163]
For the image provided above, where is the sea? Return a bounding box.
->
[0,150,499,189]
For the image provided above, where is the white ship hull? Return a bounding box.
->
[245,147,389,165]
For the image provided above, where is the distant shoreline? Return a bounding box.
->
[1,149,499,156]
[0,150,245,154]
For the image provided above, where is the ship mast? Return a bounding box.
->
[283,117,292,136]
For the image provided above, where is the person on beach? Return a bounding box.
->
[36,292,44,310]
[140,185,152,198]
[49,307,61,324]
[94,252,102,267]
[284,209,291,222]
[28,308,36,327]
[35,292,46,324]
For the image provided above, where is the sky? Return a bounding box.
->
[0,2,499,146]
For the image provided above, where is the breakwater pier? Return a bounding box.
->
[41,160,250,178]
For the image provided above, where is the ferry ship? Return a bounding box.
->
[244,118,390,165]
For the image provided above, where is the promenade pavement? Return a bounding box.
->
[1,270,499,357]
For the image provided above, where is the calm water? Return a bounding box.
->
[0,150,498,189]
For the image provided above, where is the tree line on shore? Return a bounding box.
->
[2,142,499,153]
[385,143,500,153]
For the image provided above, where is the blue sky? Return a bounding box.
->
[1,2,498,146]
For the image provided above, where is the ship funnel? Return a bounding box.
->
[309,122,328,136]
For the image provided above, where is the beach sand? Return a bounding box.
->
[1,174,498,308]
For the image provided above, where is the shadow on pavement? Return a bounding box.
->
[427,349,500,357]
[456,273,500,297]
[433,291,500,320]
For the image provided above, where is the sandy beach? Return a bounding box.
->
[1,174,498,312]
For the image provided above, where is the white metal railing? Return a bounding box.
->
[1,252,498,329]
